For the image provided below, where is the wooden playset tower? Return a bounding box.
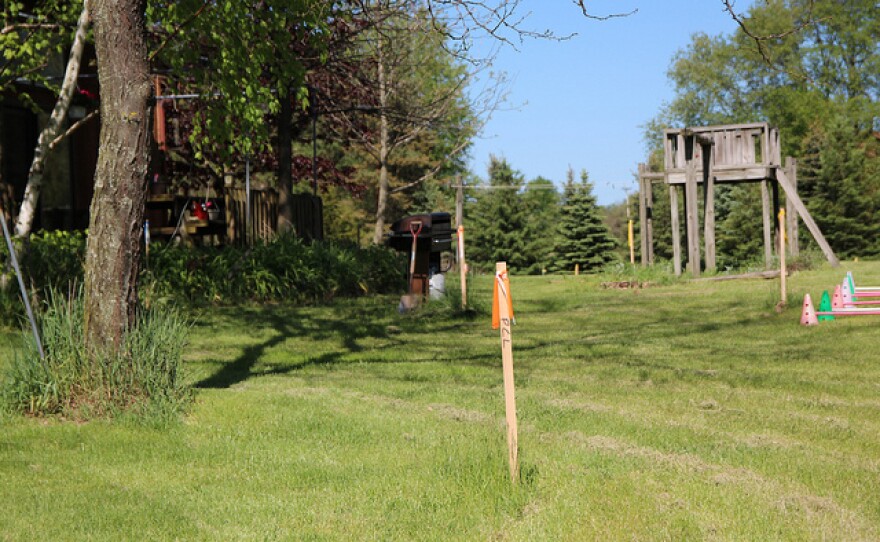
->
[638,122,838,276]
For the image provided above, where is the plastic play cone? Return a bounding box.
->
[842,280,853,306]
[844,272,858,302]
[831,286,843,309]
[819,290,835,321]
[800,294,819,326]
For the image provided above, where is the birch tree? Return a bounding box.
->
[14,1,92,238]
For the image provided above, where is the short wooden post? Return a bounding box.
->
[494,262,519,483]
[457,225,467,309]
[779,208,787,305]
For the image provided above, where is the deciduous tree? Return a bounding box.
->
[84,0,153,352]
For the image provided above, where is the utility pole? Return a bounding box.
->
[455,174,463,229]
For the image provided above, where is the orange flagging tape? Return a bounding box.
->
[492,268,515,329]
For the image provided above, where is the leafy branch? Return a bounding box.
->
[721,0,830,81]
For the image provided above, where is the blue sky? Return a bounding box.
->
[466,0,751,205]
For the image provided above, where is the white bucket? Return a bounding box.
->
[429,273,446,300]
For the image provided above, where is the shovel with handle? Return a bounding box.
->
[400,220,423,311]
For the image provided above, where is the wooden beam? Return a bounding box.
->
[776,167,839,267]
[666,166,774,184]
[638,165,649,266]
[670,185,682,276]
[702,144,716,272]
[772,179,781,255]
[761,180,773,269]
[685,151,701,276]
[785,157,799,256]
[646,177,654,265]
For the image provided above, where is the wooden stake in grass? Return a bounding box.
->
[492,262,519,483]
[779,208,787,305]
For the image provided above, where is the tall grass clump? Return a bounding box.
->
[1,292,190,421]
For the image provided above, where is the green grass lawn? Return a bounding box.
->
[2,262,880,540]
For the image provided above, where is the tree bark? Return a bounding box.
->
[83,0,152,353]
[372,37,390,245]
[15,1,91,238]
[276,85,294,235]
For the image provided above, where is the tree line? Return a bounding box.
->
[465,157,618,274]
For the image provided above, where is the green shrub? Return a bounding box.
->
[1,232,406,325]
[0,230,86,323]
[141,235,406,306]
[1,292,190,421]
[21,230,87,290]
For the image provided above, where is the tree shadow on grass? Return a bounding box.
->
[192,302,538,389]
[192,295,621,390]
[194,301,413,389]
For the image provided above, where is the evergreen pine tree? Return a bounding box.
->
[468,156,531,272]
[521,176,560,274]
[799,116,880,259]
[552,169,618,273]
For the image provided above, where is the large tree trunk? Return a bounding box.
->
[15,1,91,238]
[83,0,152,353]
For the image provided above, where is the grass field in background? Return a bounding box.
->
[2,262,880,540]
